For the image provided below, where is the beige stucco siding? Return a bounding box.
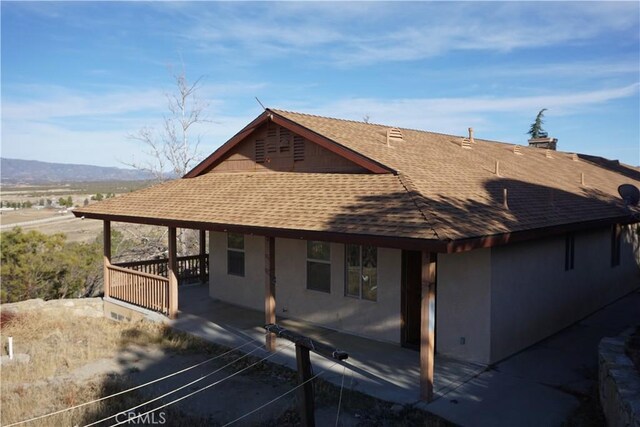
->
[209,231,265,311]
[489,226,640,362]
[437,248,492,364]
[275,238,402,343]
[209,233,402,343]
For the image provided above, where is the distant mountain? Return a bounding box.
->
[0,158,154,184]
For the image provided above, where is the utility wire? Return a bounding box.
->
[4,337,263,427]
[84,340,276,427]
[222,362,338,427]
[105,340,295,427]
[335,365,347,427]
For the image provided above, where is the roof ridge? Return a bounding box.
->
[270,108,529,149]
[395,173,441,240]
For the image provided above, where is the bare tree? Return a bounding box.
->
[126,71,209,180]
[125,70,210,256]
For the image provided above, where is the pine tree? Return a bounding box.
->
[528,108,548,138]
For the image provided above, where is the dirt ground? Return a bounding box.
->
[0,301,450,427]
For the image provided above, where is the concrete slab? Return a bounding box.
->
[171,285,639,427]
[172,285,486,405]
[423,370,580,427]
[424,289,640,426]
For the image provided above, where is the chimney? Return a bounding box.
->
[528,137,558,150]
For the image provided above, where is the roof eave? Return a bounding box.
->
[73,209,637,253]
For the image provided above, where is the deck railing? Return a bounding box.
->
[108,264,170,315]
[114,255,208,284]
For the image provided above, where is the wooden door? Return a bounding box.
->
[401,250,422,349]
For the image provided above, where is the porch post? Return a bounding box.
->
[265,236,276,351]
[199,230,207,285]
[103,220,111,298]
[420,251,437,402]
[168,227,179,319]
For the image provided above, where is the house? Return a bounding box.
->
[74,109,640,401]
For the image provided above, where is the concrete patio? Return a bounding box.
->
[170,284,486,405]
[166,284,640,426]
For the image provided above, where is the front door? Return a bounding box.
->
[401,250,421,349]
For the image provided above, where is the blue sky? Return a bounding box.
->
[2,1,639,168]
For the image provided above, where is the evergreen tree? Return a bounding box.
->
[528,108,548,138]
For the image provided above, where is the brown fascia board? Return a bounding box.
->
[72,210,446,252]
[73,210,637,254]
[183,109,394,178]
[445,214,637,253]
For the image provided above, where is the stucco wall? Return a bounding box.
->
[209,233,402,343]
[437,248,492,364]
[490,226,640,362]
[209,231,265,311]
[275,238,402,343]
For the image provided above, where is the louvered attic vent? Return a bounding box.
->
[386,128,403,146]
[266,127,277,153]
[255,139,266,163]
[279,128,291,153]
[293,135,305,162]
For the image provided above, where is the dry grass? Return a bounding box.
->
[1,308,451,427]
[0,310,211,426]
[1,310,195,384]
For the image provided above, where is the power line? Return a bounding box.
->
[5,337,263,427]
[84,340,276,427]
[104,340,296,427]
[222,362,338,427]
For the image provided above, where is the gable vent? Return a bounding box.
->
[386,128,403,146]
[293,135,305,162]
[255,139,266,163]
[279,128,291,153]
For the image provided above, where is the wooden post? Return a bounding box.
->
[265,236,276,351]
[420,251,437,402]
[168,227,178,319]
[264,324,347,427]
[199,230,207,285]
[103,220,111,298]
[296,344,315,427]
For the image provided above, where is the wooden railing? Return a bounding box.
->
[108,264,169,315]
[114,255,208,284]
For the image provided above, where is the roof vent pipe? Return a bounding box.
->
[469,128,475,144]
[495,160,501,176]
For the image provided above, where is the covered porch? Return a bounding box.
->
[100,220,449,402]
[170,283,487,404]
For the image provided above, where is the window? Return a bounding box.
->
[346,244,377,301]
[565,233,575,271]
[611,224,621,267]
[307,241,330,292]
[227,233,245,276]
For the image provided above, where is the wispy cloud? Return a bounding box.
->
[292,83,639,135]
[171,2,639,66]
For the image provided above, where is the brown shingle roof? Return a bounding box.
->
[272,110,640,240]
[75,109,640,247]
[77,172,437,240]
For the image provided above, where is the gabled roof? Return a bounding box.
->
[75,109,640,252]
